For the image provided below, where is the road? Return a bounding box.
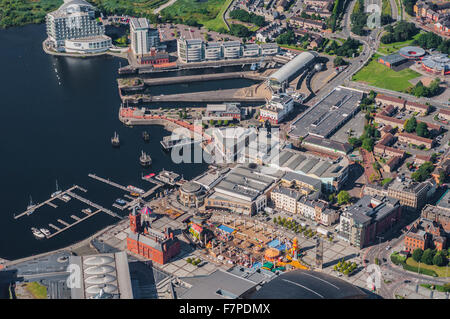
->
[363,224,449,298]
[153,0,178,14]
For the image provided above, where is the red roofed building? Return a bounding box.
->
[127,207,180,264]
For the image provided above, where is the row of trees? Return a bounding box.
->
[350,0,367,36]
[404,116,430,137]
[412,248,448,267]
[381,21,419,44]
[334,259,358,276]
[229,9,266,27]
[324,37,362,57]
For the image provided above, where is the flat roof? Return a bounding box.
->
[177,269,257,299]
[380,53,407,65]
[248,269,367,299]
[290,86,363,138]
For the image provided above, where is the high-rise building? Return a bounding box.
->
[129,18,164,55]
[45,0,111,53]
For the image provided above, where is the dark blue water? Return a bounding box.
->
[0,24,209,260]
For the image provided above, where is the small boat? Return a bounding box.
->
[27,195,36,216]
[127,185,145,194]
[144,173,156,179]
[130,192,140,197]
[142,131,150,142]
[115,198,126,205]
[51,180,62,198]
[111,132,120,147]
[31,227,45,239]
[40,228,51,237]
[82,208,92,214]
[61,195,71,202]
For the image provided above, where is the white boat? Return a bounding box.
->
[51,180,62,198]
[61,195,71,202]
[82,208,92,214]
[27,195,36,216]
[127,185,144,194]
[31,227,45,239]
[40,228,51,237]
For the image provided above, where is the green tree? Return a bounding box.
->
[421,248,435,265]
[337,190,350,205]
[404,116,417,133]
[416,122,429,138]
[362,138,374,152]
[412,248,423,262]
[432,253,445,267]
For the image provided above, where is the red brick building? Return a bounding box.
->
[126,208,180,264]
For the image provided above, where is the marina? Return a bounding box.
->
[14,185,84,220]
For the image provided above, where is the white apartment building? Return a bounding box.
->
[177,38,204,63]
[204,42,222,60]
[45,0,111,53]
[222,41,242,59]
[130,18,162,55]
[177,38,279,63]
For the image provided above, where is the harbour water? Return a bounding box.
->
[0,24,214,260]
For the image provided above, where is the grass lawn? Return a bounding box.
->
[25,282,47,299]
[161,0,232,32]
[377,33,422,55]
[406,258,449,277]
[352,54,420,92]
[279,44,306,52]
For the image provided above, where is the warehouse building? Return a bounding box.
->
[205,164,283,215]
[289,86,363,138]
[268,51,318,90]
[268,149,350,191]
[378,53,407,68]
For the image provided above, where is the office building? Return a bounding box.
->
[338,196,402,248]
[364,176,432,211]
[259,93,294,124]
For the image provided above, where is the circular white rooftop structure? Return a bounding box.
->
[399,46,426,59]
[85,284,118,295]
[422,53,450,74]
[85,274,116,285]
[84,256,114,266]
[84,265,115,275]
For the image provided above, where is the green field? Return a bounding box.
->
[406,258,449,277]
[161,0,232,32]
[382,0,392,16]
[92,0,170,13]
[25,282,47,299]
[377,33,422,55]
[352,54,420,92]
